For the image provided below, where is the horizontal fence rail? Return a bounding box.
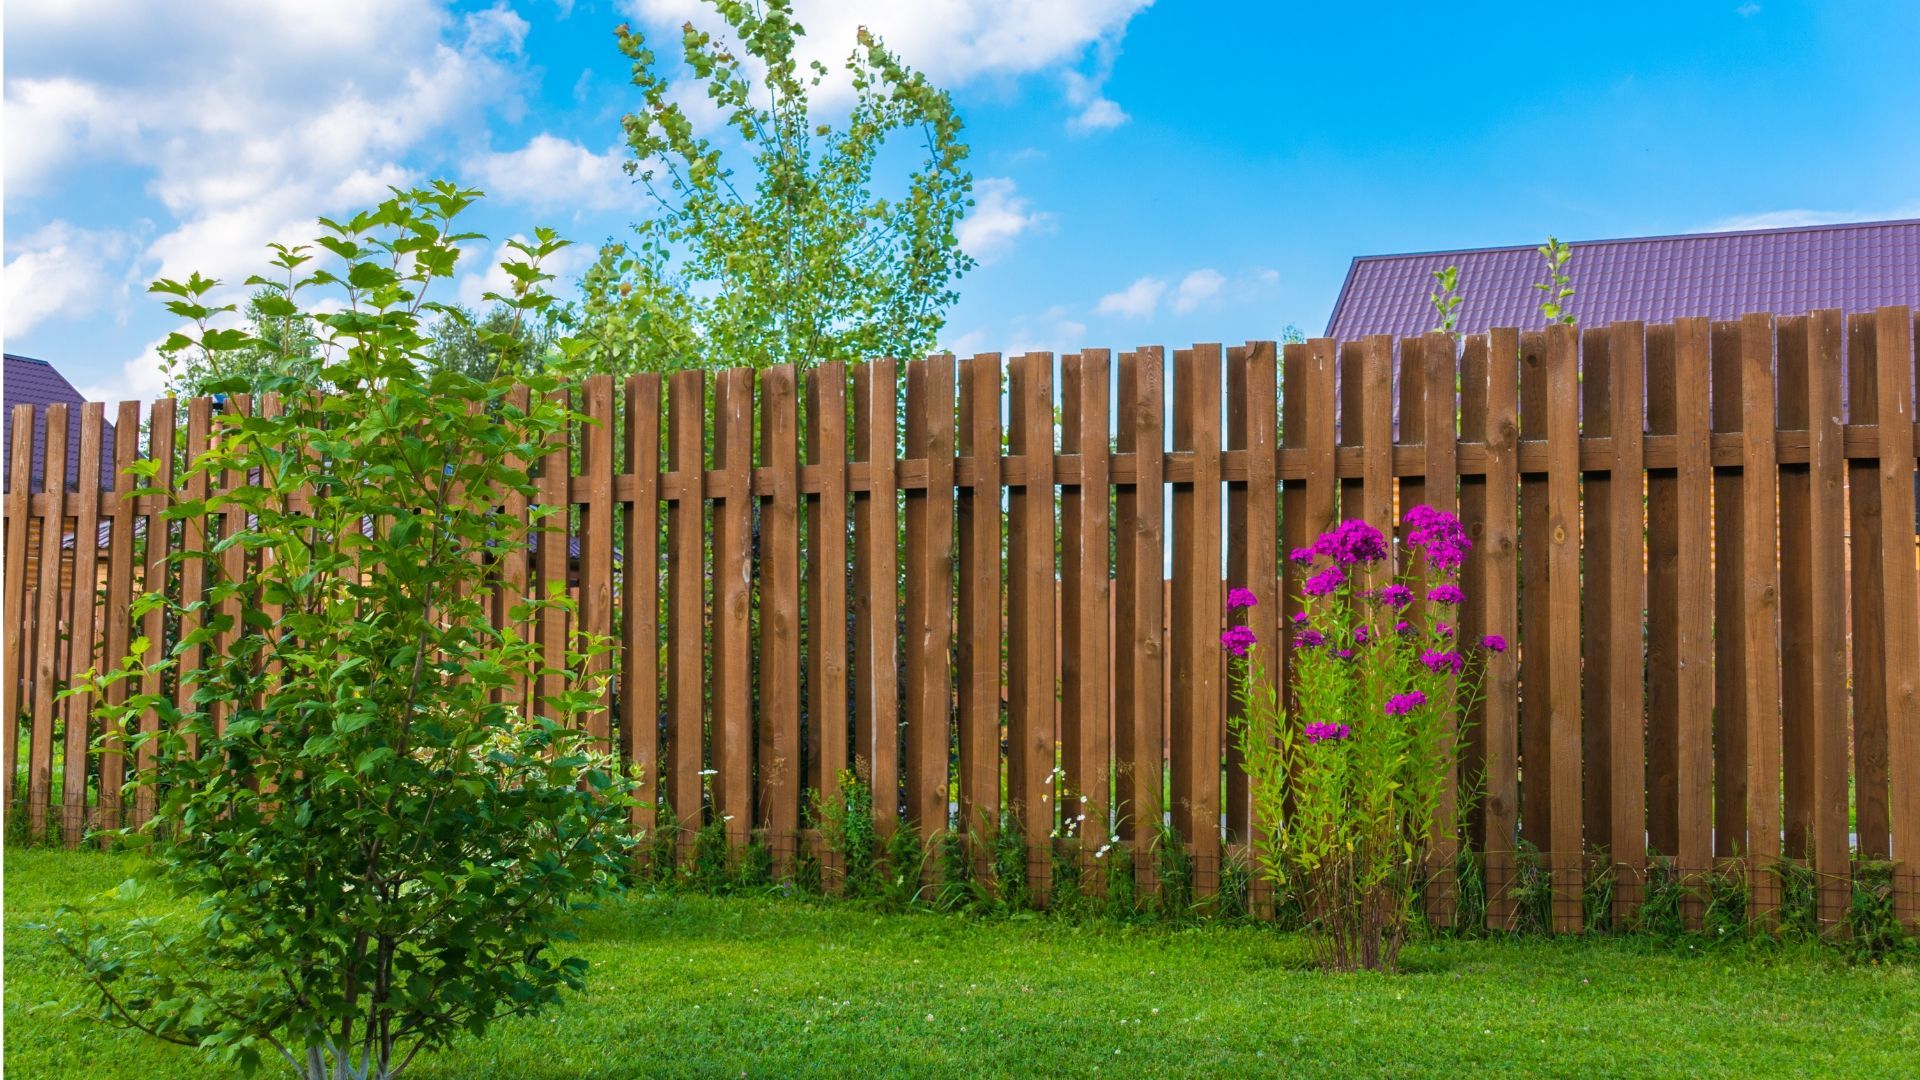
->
[5,307,1919,933]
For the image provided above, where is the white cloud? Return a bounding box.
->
[1170,268,1226,315]
[1701,204,1920,232]
[1062,37,1130,135]
[74,330,181,405]
[1736,3,1761,16]
[1095,276,1166,320]
[955,178,1052,263]
[5,1,533,310]
[3,222,135,338]
[619,0,1148,115]
[468,135,632,212]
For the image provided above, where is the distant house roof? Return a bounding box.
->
[1326,218,1920,341]
[4,354,116,493]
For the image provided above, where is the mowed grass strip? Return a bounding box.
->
[5,849,1916,1079]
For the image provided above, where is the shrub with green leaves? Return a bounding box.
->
[50,184,636,1079]
[1229,509,1494,972]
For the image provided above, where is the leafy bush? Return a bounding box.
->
[1229,510,1494,971]
[50,185,636,1079]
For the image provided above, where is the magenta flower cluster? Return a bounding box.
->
[1421,649,1465,675]
[1227,587,1260,610]
[1404,505,1471,572]
[1481,633,1508,654]
[1375,584,1414,609]
[1312,519,1390,565]
[1304,721,1351,744]
[1220,625,1258,657]
[1427,584,1465,606]
[1384,690,1428,717]
[1295,628,1325,649]
[1302,564,1347,597]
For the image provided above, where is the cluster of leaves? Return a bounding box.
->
[1428,265,1463,334]
[575,0,973,374]
[49,185,637,1080]
[1535,235,1576,325]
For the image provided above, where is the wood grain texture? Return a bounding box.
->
[1673,318,1715,930]
[665,372,706,846]
[711,369,754,845]
[758,365,802,858]
[903,355,955,840]
[956,354,1003,856]
[1800,311,1851,929]
[1113,347,1165,890]
[622,376,661,836]
[97,400,142,837]
[852,360,900,827]
[1544,325,1584,933]
[805,363,850,830]
[1709,322,1749,861]
[1738,313,1784,924]
[1606,322,1648,920]
[1847,314,1890,861]
[1871,307,1919,929]
[1480,329,1521,929]
[1062,349,1113,881]
[1170,344,1224,898]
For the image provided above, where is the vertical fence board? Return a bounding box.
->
[622,376,661,836]
[1802,310,1851,928]
[903,355,955,839]
[1421,333,1461,925]
[1579,329,1614,860]
[665,372,706,842]
[1009,352,1058,897]
[1226,342,1276,894]
[1171,345,1224,897]
[1674,318,1716,929]
[1739,313,1785,923]
[1645,326,1680,858]
[499,387,532,717]
[1872,306,1920,929]
[536,389,570,732]
[134,401,176,828]
[98,400,141,837]
[210,396,249,743]
[1778,317,1816,861]
[1361,337,1395,551]
[1061,350,1113,878]
[1114,347,1166,888]
[1848,315,1890,861]
[712,369,754,845]
[1480,329,1522,928]
[1607,322,1648,919]
[3,407,33,816]
[805,363,849,825]
[1517,331,1551,853]
[1545,325,1584,932]
[174,399,211,762]
[852,360,900,828]
[29,403,72,839]
[1709,322,1748,861]
[759,365,802,859]
[582,376,616,746]
[956,354,1003,853]
[61,404,105,845]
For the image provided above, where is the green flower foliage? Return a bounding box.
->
[573,0,973,374]
[47,184,637,1080]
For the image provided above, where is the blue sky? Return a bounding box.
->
[5,0,1918,402]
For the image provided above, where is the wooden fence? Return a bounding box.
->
[5,307,1919,933]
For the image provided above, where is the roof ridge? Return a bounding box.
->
[1350,217,1920,264]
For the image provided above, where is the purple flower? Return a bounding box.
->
[1427,584,1466,606]
[1334,648,1355,662]
[1352,625,1371,646]
[1291,611,1310,626]
[1227,587,1260,611]
[1304,721,1351,744]
[1481,633,1509,654]
[1404,505,1471,572]
[1385,690,1428,717]
[1436,621,1454,639]
[1289,546,1317,565]
[1312,520,1390,565]
[1421,649,1465,675]
[1303,564,1347,597]
[1220,625,1259,657]
[1376,584,1414,609]
[1294,628,1326,649]
[1394,620,1415,636]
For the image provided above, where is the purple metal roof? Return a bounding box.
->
[1326,218,1920,341]
[4,354,117,494]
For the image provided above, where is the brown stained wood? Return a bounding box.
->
[1645,326,1681,858]
[1777,317,1816,862]
[1545,324,1583,932]
[62,404,106,845]
[805,363,850,827]
[174,399,211,762]
[1710,322,1749,861]
[499,387,533,718]
[1800,311,1851,929]
[852,360,900,827]
[1606,322,1648,920]
[1008,352,1057,899]
[757,366,801,858]
[536,389,570,734]
[210,396,250,742]
[1062,349,1113,880]
[903,355,956,840]
[1338,341,1365,527]
[98,400,142,836]
[134,400,176,827]
[1674,318,1716,930]
[1224,343,1276,855]
[665,372,706,843]
[29,404,71,839]
[956,354,1003,854]
[622,376,661,837]
[1457,340,1491,849]
[711,369,754,845]
[1517,331,1552,852]
[1848,315,1890,860]
[1170,344,1224,898]
[1360,337,1396,554]
[1739,313,1785,923]
[1871,306,1920,929]
[582,376,617,748]
[1480,329,1522,929]
[3,407,34,815]
[1580,329,1614,858]
[1114,347,1166,889]
[1422,333,1461,926]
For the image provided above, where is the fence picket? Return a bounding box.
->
[665,372,705,845]
[1800,311,1850,929]
[1710,322,1749,862]
[804,362,849,833]
[3,406,32,817]
[903,355,955,840]
[1871,306,1920,930]
[1171,344,1224,898]
[852,360,899,828]
[1545,324,1583,933]
[1517,331,1551,856]
[1739,313,1785,923]
[1421,332,1460,926]
[1062,349,1113,878]
[758,365,801,860]
[1673,318,1715,930]
[622,376,661,837]
[1114,347,1166,890]
[61,404,105,845]
[1479,329,1521,928]
[712,369,754,845]
[1607,322,1648,919]
[98,400,141,838]
[957,353,1003,858]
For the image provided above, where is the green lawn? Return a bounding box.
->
[5,848,1917,1079]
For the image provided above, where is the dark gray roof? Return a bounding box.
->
[1326,218,1920,340]
[4,354,117,493]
